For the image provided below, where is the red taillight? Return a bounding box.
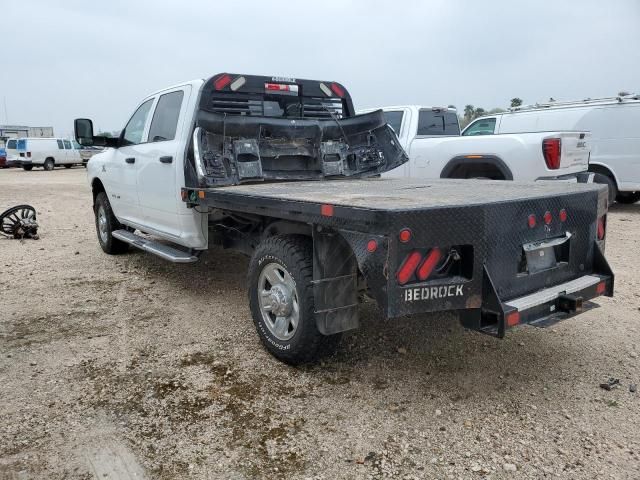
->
[397,251,422,285]
[416,248,442,281]
[214,74,231,90]
[528,214,537,228]
[330,82,345,98]
[321,204,334,217]
[367,239,377,253]
[542,138,561,170]
[543,211,552,225]
[597,215,606,240]
[596,281,606,295]
[399,228,412,243]
[559,209,567,222]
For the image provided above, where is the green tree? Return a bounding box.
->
[463,105,475,121]
[474,107,486,119]
[510,98,523,108]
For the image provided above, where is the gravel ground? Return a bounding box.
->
[1,168,639,480]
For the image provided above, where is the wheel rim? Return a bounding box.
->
[97,206,108,243]
[258,262,299,341]
[0,205,36,236]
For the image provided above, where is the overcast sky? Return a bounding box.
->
[3,0,639,136]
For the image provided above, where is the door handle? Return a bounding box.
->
[159,156,173,164]
[125,157,135,164]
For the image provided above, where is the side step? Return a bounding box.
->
[112,230,199,263]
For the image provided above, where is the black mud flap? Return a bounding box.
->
[459,243,614,338]
[312,227,359,335]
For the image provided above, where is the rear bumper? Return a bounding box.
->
[536,171,593,183]
[459,243,613,337]
[10,160,31,167]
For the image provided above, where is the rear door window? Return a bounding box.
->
[463,118,497,136]
[17,139,26,150]
[63,140,72,149]
[383,111,404,135]
[417,110,460,136]
[57,140,64,149]
[7,139,16,149]
[148,91,184,142]
[122,99,154,146]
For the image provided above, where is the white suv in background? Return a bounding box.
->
[10,137,83,171]
[463,95,640,204]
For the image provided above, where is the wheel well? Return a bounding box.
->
[45,157,55,162]
[588,164,618,188]
[441,156,512,180]
[92,178,106,204]
[262,220,312,239]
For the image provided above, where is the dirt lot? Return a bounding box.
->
[1,168,639,479]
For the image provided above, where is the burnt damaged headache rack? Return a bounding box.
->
[184,73,408,189]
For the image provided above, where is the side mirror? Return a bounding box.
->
[74,118,95,146]
[74,118,118,148]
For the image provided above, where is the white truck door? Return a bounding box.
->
[135,86,190,238]
[110,98,155,225]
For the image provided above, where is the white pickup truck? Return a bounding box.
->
[74,74,613,365]
[359,105,592,184]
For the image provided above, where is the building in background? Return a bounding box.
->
[0,125,54,146]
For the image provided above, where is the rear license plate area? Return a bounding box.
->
[518,233,571,275]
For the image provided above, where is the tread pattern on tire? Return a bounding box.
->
[94,192,129,254]
[248,234,340,365]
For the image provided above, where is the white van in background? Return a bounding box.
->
[462,95,640,204]
[12,137,83,171]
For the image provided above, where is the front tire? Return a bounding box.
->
[94,192,129,254]
[43,158,55,171]
[248,235,341,365]
[23,165,33,171]
[616,191,640,204]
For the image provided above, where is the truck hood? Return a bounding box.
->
[190,110,408,187]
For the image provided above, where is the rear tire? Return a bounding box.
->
[248,235,341,365]
[43,158,55,171]
[23,165,33,171]
[94,192,129,254]
[592,172,617,205]
[616,191,640,204]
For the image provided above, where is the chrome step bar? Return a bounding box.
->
[112,230,199,263]
[504,274,601,312]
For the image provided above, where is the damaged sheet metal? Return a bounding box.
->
[191,109,408,187]
[0,205,39,239]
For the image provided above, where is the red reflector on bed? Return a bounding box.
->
[321,204,334,217]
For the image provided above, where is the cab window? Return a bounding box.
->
[148,91,184,142]
[63,140,72,149]
[463,118,497,136]
[122,99,154,146]
[383,111,404,135]
[417,110,460,136]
